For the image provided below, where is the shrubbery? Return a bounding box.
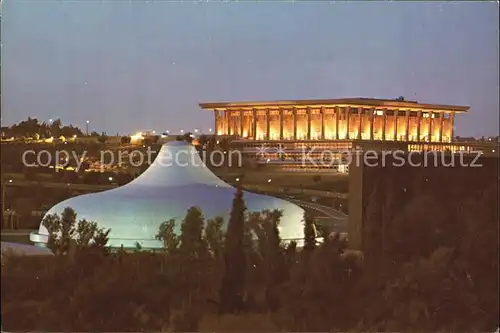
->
[1,184,498,332]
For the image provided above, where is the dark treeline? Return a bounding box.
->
[1,118,84,139]
[2,182,498,332]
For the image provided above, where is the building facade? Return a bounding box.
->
[200,98,476,173]
[200,98,468,143]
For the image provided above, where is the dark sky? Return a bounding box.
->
[2,1,498,137]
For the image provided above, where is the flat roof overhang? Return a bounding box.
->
[199,98,470,113]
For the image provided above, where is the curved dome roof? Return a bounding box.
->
[30,141,305,248]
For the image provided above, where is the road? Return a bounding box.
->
[284,198,348,233]
[289,198,347,219]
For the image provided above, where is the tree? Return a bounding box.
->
[262,209,285,312]
[303,212,317,252]
[174,206,210,331]
[0,117,84,139]
[247,209,286,312]
[156,219,179,255]
[179,207,206,257]
[219,188,247,314]
[205,216,225,260]
[277,233,360,332]
[42,207,110,256]
[177,206,210,291]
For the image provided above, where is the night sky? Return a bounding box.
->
[2,1,498,137]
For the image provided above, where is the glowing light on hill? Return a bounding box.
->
[130,132,144,144]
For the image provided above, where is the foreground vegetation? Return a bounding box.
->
[2,182,498,331]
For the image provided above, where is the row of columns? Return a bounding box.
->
[215,107,455,143]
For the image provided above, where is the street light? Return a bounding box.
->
[86,120,90,135]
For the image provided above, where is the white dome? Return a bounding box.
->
[30,141,305,248]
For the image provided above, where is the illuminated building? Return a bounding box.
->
[30,141,305,248]
[200,97,473,172]
[200,97,467,143]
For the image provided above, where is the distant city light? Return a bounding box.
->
[209,128,213,132]
[236,178,240,182]
[180,129,184,133]
[194,129,199,133]
[268,179,272,183]
[131,132,144,142]
[109,177,113,181]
